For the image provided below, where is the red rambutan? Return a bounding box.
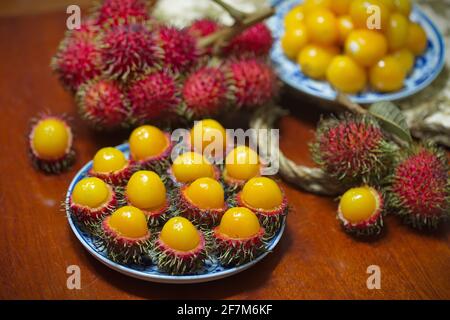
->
[224,23,272,57]
[187,19,221,38]
[95,0,150,26]
[69,19,100,41]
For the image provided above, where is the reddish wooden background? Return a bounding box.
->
[0,9,448,300]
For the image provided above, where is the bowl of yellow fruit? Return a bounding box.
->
[268,0,445,104]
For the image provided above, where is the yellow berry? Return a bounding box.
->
[326,55,367,93]
[241,177,283,210]
[337,15,355,44]
[190,119,227,155]
[108,206,148,238]
[330,0,352,15]
[391,48,415,74]
[298,44,339,80]
[281,24,309,60]
[303,0,332,14]
[92,147,127,173]
[129,125,169,161]
[345,29,388,67]
[160,217,200,252]
[72,177,110,209]
[305,9,339,46]
[225,146,260,181]
[218,207,261,239]
[185,177,224,210]
[369,55,406,92]
[126,171,166,211]
[394,0,411,17]
[339,186,378,223]
[350,0,391,31]
[407,22,427,55]
[284,5,305,30]
[386,13,409,51]
[378,0,395,11]
[171,152,214,183]
[31,118,70,160]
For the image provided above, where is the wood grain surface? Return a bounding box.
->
[0,9,449,300]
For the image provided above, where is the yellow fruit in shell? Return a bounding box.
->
[369,55,406,92]
[386,13,409,51]
[330,0,352,15]
[160,217,200,252]
[108,206,148,238]
[345,29,388,67]
[31,118,70,160]
[339,186,378,223]
[337,15,354,44]
[350,0,391,31]
[72,177,110,209]
[225,146,260,181]
[284,5,305,30]
[303,0,331,14]
[281,24,309,60]
[241,177,283,211]
[190,119,226,154]
[298,44,339,80]
[391,48,415,74]
[218,207,261,239]
[326,55,367,93]
[171,152,214,183]
[126,171,166,210]
[186,177,225,210]
[305,9,339,46]
[129,125,168,161]
[92,147,127,173]
[394,0,411,17]
[407,22,427,55]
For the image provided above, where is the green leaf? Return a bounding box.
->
[368,101,413,144]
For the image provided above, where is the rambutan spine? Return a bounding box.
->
[224,23,273,57]
[95,0,150,27]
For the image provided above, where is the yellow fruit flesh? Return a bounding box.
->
[326,55,367,93]
[337,15,354,44]
[225,146,260,181]
[394,0,411,17]
[190,119,227,154]
[386,13,409,51]
[129,125,168,161]
[298,44,338,80]
[92,147,127,173]
[218,207,261,239]
[340,186,378,223]
[330,0,352,15]
[281,25,309,60]
[369,56,406,92]
[126,171,166,211]
[305,9,339,46]
[72,177,110,209]
[185,177,224,210]
[241,177,283,211]
[160,217,200,252]
[108,206,148,238]
[391,48,414,74]
[350,0,391,31]
[284,5,305,30]
[345,30,388,67]
[171,152,214,183]
[303,0,331,14]
[31,118,70,160]
[407,22,427,55]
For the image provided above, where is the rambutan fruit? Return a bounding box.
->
[89,147,133,185]
[28,115,75,174]
[76,79,129,130]
[129,125,173,173]
[389,146,449,229]
[213,207,265,267]
[95,0,150,27]
[178,177,228,226]
[189,119,228,161]
[223,145,261,188]
[187,19,221,38]
[310,115,395,185]
[236,177,288,238]
[69,19,100,41]
[224,23,273,57]
[168,151,221,186]
[337,186,384,236]
[228,59,278,108]
[127,70,180,123]
[100,206,152,264]
[153,216,207,275]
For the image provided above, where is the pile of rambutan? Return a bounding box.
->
[51,0,277,130]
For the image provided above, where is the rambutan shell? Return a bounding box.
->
[95,0,150,27]
[70,184,117,223]
[187,19,221,38]
[224,23,273,57]
[89,162,133,186]
[129,132,174,173]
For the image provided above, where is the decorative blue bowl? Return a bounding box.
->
[65,143,286,284]
[268,0,445,104]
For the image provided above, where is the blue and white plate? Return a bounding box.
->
[66,143,286,284]
[268,0,445,104]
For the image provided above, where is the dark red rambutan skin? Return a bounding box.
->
[76,79,129,130]
[95,0,150,27]
[224,23,273,57]
[88,162,133,186]
[187,19,221,38]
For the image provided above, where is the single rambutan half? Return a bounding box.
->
[187,19,220,38]
[128,70,180,123]
[224,23,273,57]
[337,186,384,236]
[28,115,75,174]
[153,217,207,275]
[76,79,129,130]
[310,115,395,185]
[89,147,133,185]
[95,0,150,26]
[228,59,278,108]
[389,146,449,229]
[213,207,266,267]
[223,145,262,189]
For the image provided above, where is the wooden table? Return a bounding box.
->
[0,9,449,300]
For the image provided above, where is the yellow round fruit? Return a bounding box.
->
[394,0,411,17]
[108,206,148,238]
[171,152,214,183]
[326,55,367,93]
[31,118,70,160]
[369,55,406,92]
[126,171,166,210]
[160,217,200,252]
[225,146,260,181]
[284,5,305,30]
[241,177,283,210]
[129,125,168,161]
[391,48,415,74]
[378,0,395,11]
[407,22,427,55]
[345,29,388,67]
[350,0,391,31]
[72,177,110,209]
[330,0,352,15]
[185,177,224,210]
[386,13,409,51]
[190,119,226,154]
[281,25,309,60]
[305,9,339,46]
[339,186,378,223]
[337,15,354,44]
[303,0,331,14]
[218,207,261,239]
[92,147,127,173]
[298,44,339,80]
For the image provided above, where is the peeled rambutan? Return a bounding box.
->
[224,23,272,57]
[389,146,449,229]
[76,79,129,130]
[310,115,395,185]
[187,19,220,38]
[89,147,133,185]
[95,0,150,26]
